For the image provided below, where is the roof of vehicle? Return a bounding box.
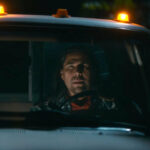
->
[0,14,150,34]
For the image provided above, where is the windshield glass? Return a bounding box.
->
[0,32,150,127]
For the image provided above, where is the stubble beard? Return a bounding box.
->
[70,84,88,96]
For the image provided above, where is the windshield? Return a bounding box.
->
[0,29,150,128]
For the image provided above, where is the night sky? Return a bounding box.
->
[0,0,149,27]
[0,0,83,16]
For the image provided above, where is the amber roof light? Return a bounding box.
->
[117,12,129,22]
[0,5,7,15]
[52,9,69,18]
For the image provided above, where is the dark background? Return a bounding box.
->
[0,0,150,27]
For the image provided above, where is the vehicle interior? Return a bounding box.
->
[0,28,150,127]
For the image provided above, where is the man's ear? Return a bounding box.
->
[60,70,64,81]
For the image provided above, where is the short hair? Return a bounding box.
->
[60,46,94,69]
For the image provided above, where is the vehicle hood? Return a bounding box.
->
[0,127,150,150]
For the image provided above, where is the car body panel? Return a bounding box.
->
[0,14,149,33]
[0,128,150,150]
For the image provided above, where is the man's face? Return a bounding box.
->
[61,52,91,96]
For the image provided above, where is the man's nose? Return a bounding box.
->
[76,64,84,73]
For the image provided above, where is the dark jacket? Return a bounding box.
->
[32,94,117,116]
[31,94,143,123]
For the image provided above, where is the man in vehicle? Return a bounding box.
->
[41,46,117,116]
[32,46,143,121]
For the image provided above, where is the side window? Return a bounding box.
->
[134,40,150,110]
[0,41,29,101]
